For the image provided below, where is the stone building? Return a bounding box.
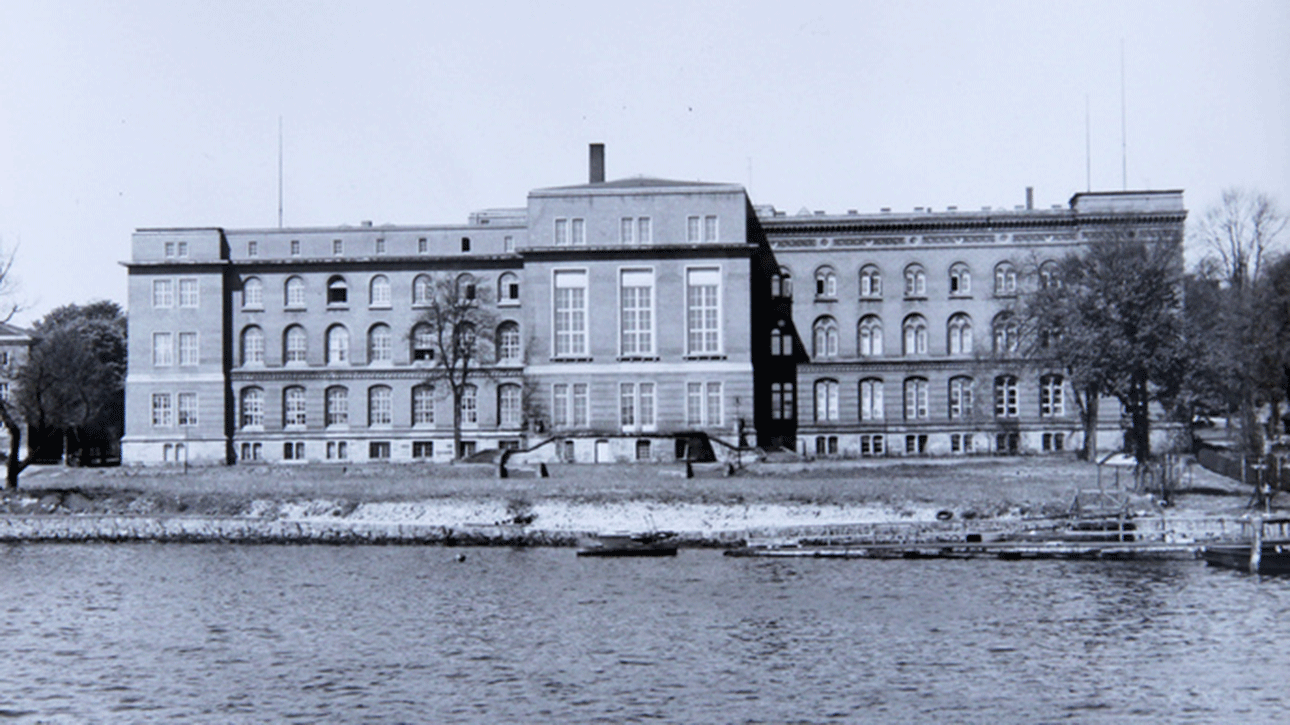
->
[121,146,1185,465]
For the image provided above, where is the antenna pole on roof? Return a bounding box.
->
[1085,94,1091,193]
[1120,39,1127,191]
[278,116,284,228]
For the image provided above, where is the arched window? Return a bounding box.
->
[285,276,306,307]
[1040,374,1065,417]
[858,315,883,357]
[243,277,263,308]
[1039,261,1060,289]
[770,322,792,356]
[325,386,348,426]
[412,384,435,425]
[771,267,792,299]
[947,313,973,355]
[812,316,839,358]
[904,377,929,420]
[240,387,264,429]
[283,325,307,364]
[994,376,1018,417]
[814,379,839,422]
[498,383,522,427]
[904,264,926,297]
[859,378,884,421]
[369,275,391,307]
[496,321,520,363]
[327,275,348,305]
[994,262,1017,296]
[461,384,478,425]
[815,266,837,298]
[326,325,349,365]
[368,324,392,364]
[902,314,928,356]
[240,326,264,366]
[456,273,477,302]
[949,263,971,296]
[368,385,392,426]
[413,274,434,305]
[860,265,882,298]
[993,312,1019,355]
[949,376,974,420]
[411,323,435,362]
[283,386,307,427]
[498,272,520,304]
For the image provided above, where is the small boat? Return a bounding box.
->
[1201,514,1290,575]
[576,531,679,557]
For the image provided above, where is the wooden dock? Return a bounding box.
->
[725,540,1203,561]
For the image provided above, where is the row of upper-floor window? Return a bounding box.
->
[774,311,1025,359]
[231,383,522,430]
[239,273,520,310]
[236,321,522,367]
[807,374,1067,423]
[241,235,510,258]
[770,260,1060,300]
[552,215,719,246]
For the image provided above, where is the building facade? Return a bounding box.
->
[121,148,1185,465]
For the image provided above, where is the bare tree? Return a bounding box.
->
[1196,189,1286,292]
[1192,189,1287,453]
[413,274,498,460]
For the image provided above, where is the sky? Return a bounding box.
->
[1,0,1287,326]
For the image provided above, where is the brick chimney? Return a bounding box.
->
[589,143,605,184]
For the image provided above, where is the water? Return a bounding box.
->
[1,544,1288,724]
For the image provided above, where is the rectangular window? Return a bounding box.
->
[635,439,651,461]
[554,218,567,246]
[553,384,569,427]
[152,279,174,308]
[413,386,435,425]
[327,441,348,460]
[413,441,434,459]
[905,434,928,455]
[461,237,471,252]
[151,393,172,426]
[687,216,700,243]
[177,392,197,426]
[705,382,722,427]
[771,382,795,421]
[553,270,588,357]
[620,270,654,357]
[333,239,343,255]
[620,218,634,244]
[571,218,585,246]
[283,442,305,460]
[638,217,651,244]
[247,241,258,257]
[860,380,884,421]
[164,242,175,258]
[461,386,478,425]
[904,380,929,420]
[178,278,198,307]
[369,441,391,459]
[686,268,721,356]
[327,388,349,426]
[620,383,635,428]
[572,383,588,426]
[375,238,385,254]
[291,239,301,256]
[153,332,173,366]
[284,388,307,427]
[369,388,393,426]
[619,382,656,431]
[687,382,703,426]
[418,238,428,254]
[499,386,522,427]
[504,235,514,253]
[178,332,198,366]
[704,215,718,242]
[860,434,885,457]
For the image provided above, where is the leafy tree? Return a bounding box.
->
[413,275,498,460]
[1023,231,1186,463]
[1190,189,1286,453]
[2,302,126,489]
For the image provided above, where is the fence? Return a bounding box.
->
[1196,445,1288,491]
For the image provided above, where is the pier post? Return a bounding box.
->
[1249,514,1262,575]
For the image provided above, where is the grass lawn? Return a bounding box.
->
[5,454,1252,519]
